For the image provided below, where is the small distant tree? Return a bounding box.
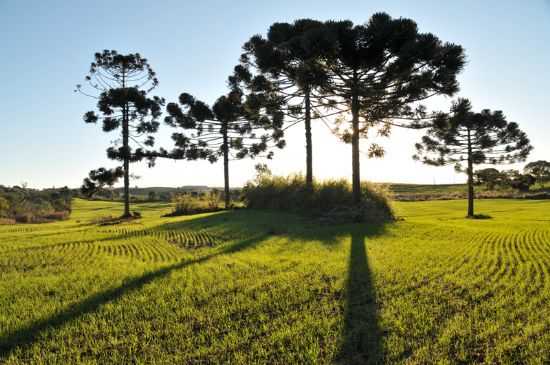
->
[474,168,503,190]
[414,98,533,217]
[76,50,164,217]
[504,170,536,192]
[148,191,157,201]
[159,192,171,202]
[164,89,285,209]
[524,160,550,186]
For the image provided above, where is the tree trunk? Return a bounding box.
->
[304,89,313,190]
[467,129,474,218]
[222,127,230,209]
[121,69,131,218]
[351,70,361,205]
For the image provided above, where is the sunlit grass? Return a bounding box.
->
[1,198,549,363]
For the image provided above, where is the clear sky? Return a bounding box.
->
[1,0,549,189]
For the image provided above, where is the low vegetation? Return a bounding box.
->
[243,173,394,223]
[1,199,549,363]
[0,186,72,224]
[165,190,224,216]
[389,180,550,201]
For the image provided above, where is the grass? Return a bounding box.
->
[388,182,550,201]
[1,198,549,363]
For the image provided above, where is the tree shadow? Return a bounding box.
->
[0,233,267,360]
[337,226,384,364]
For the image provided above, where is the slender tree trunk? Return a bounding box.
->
[222,127,230,209]
[304,89,313,190]
[467,128,474,218]
[121,69,131,218]
[351,70,361,205]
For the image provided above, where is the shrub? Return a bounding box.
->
[43,211,70,221]
[206,190,222,210]
[0,186,72,224]
[0,196,10,218]
[0,218,16,225]
[165,193,224,217]
[242,174,394,223]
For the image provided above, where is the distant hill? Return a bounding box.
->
[113,186,212,195]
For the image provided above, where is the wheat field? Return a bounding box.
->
[0,198,549,363]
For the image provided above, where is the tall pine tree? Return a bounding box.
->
[414,98,532,217]
[320,14,465,203]
[76,50,164,217]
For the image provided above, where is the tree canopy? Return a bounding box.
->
[414,98,533,216]
[76,50,164,217]
[232,19,336,188]
[524,160,550,185]
[164,89,285,208]
[317,14,466,203]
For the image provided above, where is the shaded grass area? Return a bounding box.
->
[1,198,550,363]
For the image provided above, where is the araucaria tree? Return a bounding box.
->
[164,89,285,209]
[414,98,533,217]
[76,50,164,218]
[81,167,124,198]
[233,19,333,190]
[320,14,465,203]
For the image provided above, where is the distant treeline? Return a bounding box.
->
[0,186,72,224]
[77,185,241,203]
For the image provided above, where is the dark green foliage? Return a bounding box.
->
[524,160,550,185]
[414,98,533,216]
[504,170,536,192]
[474,168,536,192]
[164,89,285,208]
[233,19,334,188]
[0,186,72,223]
[76,50,165,217]
[474,168,505,189]
[315,14,465,203]
[81,167,124,198]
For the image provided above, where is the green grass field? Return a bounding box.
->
[1,198,549,364]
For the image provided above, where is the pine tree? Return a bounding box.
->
[414,98,532,217]
[232,19,337,190]
[164,89,285,208]
[76,50,164,217]
[321,14,465,203]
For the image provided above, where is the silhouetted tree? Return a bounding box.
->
[233,19,335,189]
[524,160,550,186]
[81,167,124,198]
[474,168,503,190]
[414,99,533,217]
[504,170,536,192]
[164,89,285,208]
[76,50,164,217]
[320,14,465,203]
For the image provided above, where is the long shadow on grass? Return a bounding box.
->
[336,226,384,364]
[0,233,267,360]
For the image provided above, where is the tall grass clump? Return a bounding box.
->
[242,173,394,223]
[165,190,223,217]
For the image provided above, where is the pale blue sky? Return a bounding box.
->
[1,0,549,188]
